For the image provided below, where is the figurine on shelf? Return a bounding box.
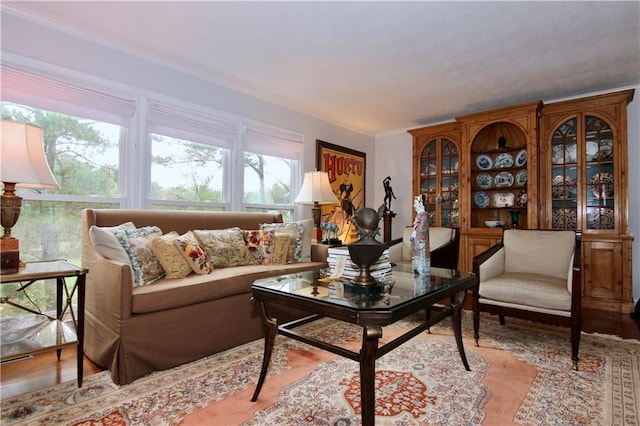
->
[383,176,396,212]
[411,195,430,275]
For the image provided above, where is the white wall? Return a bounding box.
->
[374,90,640,304]
[0,13,376,221]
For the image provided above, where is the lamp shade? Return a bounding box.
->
[1,120,59,189]
[294,171,339,205]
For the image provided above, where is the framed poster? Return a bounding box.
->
[316,140,366,243]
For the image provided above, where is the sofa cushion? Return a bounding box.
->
[151,232,192,279]
[114,226,165,286]
[130,262,326,314]
[243,229,276,265]
[194,228,255,267]
[173,231,212,274]
[89,221,136,264]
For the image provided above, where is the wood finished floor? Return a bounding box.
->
[1,308,638,400]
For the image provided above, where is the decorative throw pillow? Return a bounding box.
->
[295,219,313,263]
[114,226,165,287]
[260,222,305,263]
[89,221,136,264]
[193,228,255,268]
[272,232,291,265]
[151,232,193,279]
[243,229,276,265]
[173,231,212,274]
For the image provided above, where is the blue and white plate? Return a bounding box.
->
[494,171,514,187]
[515,149,527,166]
[476,154,492,170]
[474,191,490,208]
[476,173,493,189]
[515,169,527,185]
[495,152,514,168]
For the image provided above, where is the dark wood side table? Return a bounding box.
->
[250,265,478,426]
[0,260,88,387]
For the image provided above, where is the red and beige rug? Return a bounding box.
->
[1,312,639,425]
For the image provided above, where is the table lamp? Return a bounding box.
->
[294,171,339,242]
[1,120,60,272]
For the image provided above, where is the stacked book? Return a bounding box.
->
[327,246,392,280]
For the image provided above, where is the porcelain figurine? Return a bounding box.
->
[411,196,430,275]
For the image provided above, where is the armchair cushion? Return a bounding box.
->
[479,272,572,312]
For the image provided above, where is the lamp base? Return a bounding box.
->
[1,238,20,274]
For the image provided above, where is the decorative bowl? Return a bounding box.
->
[484,220,505,228]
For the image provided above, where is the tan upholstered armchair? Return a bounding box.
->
[472,229,582,369]
[388,226,460,269]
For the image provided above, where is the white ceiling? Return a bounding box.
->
[3,1,639,135]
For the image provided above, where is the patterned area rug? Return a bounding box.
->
[1,312,639,425]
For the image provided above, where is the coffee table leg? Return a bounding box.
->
[251,300,277,402]
[451,291,471,371]
[360,326,382,426]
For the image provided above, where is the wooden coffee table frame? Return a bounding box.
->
[250,268,478,426]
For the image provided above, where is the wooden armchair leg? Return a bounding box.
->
[571,327,581,371]
[473,310,480,347]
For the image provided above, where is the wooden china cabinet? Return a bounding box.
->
[539,89,634,313]
[409,89,634,313]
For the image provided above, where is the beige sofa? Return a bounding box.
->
[81,209,327,385]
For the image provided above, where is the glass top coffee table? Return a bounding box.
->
[250,265,478,426]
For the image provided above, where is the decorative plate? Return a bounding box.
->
[552,175,575,198]
[492,192,515,207]
[449,210,459,227]
[494,171,514,187]
[587,207,614,229]
[552,144,577,164]
[476,173,493,189]
[495,152,514,168]
[476,154,492,170]
[515,149,527,167]
[589,173,614,199]
[552,208,577,229]
[473,191,490,208]
[585,141,599,161]
[597,139,613,160]
[515,169,527,186]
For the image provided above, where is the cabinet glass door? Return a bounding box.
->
[550,118,578,229]
[419,138,459,227]
[584,116,615,230]
[550,115,615,230]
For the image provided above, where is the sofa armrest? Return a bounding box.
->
[311,243,330,264]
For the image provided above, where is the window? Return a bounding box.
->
[147,99,238,210]
[1,65,134,316]
[1,63,305,316]
[242,124,304,220]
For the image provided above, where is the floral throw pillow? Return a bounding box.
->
[260,222,305,263]
[243,229,276,265]
[193,228,256,268]
[173,231,212,274]
[151,232,193,279]
[114,226,165,287]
